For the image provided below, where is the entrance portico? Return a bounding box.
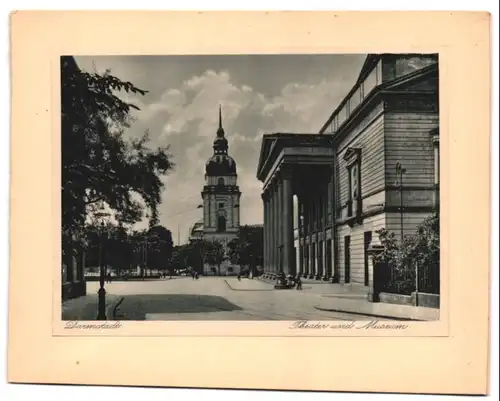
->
[256,134,335,288]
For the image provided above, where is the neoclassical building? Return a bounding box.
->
[190,106,241,274]
[257,53,440,288]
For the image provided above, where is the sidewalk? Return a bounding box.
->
[257,277,439,321]
[62,292,122,321]
[315,296,440,321]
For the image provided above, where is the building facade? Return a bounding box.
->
[257,53,440,289]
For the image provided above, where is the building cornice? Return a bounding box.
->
[335,205,437,226]
[319,63,438,135]
[202,185,241,195]
[257,135,333,182]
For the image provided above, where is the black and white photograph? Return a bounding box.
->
[61,53,440,322]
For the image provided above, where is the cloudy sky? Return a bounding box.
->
[75,54,367,244]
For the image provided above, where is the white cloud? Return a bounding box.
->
[117,68,350,243]
[74,56,362,243]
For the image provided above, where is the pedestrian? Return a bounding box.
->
[295,275,302,290]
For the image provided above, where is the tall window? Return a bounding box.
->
[217,216,226,232]
[344,148,362,219]
[347,163,361,217]
[217,177,225,186]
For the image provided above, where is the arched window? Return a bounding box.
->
[217,177,225,186]
[217,216,226,232]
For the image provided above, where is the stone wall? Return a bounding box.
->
[62,281,86,301]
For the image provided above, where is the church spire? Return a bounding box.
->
[217,104,225,137]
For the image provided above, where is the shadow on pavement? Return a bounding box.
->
[116,294,243,320]
[62,294,99,320]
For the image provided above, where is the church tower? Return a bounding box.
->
[201,106,241,248]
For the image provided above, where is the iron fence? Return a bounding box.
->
[377,260,440,295]
[416,261,440,294]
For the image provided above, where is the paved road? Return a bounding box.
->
[87,277,382,321]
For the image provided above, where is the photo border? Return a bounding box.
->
[9,11,490,394]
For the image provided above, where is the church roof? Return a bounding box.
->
[206,154,237,176]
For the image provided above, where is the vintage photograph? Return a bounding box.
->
[61,53,440,322]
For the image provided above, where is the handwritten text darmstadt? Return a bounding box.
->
[64,321,123,329]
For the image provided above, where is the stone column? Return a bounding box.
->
[314,241,319,279]
[271,182,278,278]
[283,170,294,276]
[297,193,304,278]
[302,195,308,278]
[275,179,282,280]
[315,240,322,280]
[262,192,268,275]
[297,245,302,276]
[321,239,328,281]
[302,241,308,277]
[309,241,315,279]
[267,186,273,278]
[267,191,272,277]
[266,192,271,276]
[275,169,292,289]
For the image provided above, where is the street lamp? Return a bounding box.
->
[142,233,149,280]
[395,162,407,244]
[95,211,111,321]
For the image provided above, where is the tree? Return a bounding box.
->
[146,225,174,274]
[171,243,199,274]
[61,56,174,260]
[202,240,225,276]
[170,245,184,272]
[228,226,263,276]
[103,224,133,277]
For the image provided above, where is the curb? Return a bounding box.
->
[106,296,124,320]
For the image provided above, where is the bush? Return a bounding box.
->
[374,212,440,295]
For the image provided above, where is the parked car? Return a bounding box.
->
[175,269,189,276]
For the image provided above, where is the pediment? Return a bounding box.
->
[343,147,361,164]
[256,136,275,178]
